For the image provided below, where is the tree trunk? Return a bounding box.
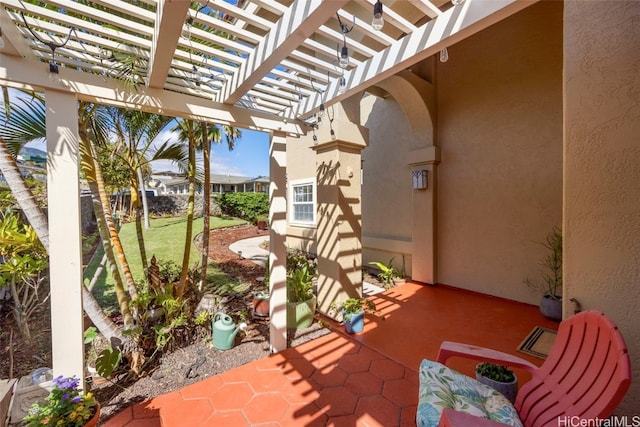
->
[130,183,149,273]
[199,122,210,290]
[0,138,49,249]
[1,136,125,344]
[87,143,138,300]
[178,129,196,297]
[137,167,151,229]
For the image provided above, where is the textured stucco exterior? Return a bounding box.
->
[436,1,563,304]
[563,0,640,415]
[283,0,639,411]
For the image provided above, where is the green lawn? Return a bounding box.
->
[85,216,246,313]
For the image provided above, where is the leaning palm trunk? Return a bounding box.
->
[199,122,210,289]
[78,130,135,327]
[1,137,126,345]
[86,180,134,328]
[0,137,49,249]
[87,142,138,300]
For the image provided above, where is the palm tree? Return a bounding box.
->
[198,124,242,286]
[108,107,187,274]
[0,90,128,341]
[171,119,199,295]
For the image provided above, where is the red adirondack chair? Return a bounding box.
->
[435,310,632,427]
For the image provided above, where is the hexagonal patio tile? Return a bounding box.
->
[382,378,419,406]
[344,371,384,396]
[355,395,401,427]
[370,358,406,380]
[311,365,347,387]
[243,393,289,424]
[337,352,373,373]
[209,383,254,411]
[316,386,358,417]
[280,378,321,404]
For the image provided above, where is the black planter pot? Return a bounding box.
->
[540,294,562,321]
[475,372,518,404]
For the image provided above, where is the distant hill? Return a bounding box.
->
[20,147,47,158]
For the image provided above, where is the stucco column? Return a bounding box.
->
[268,132,287,352]
[45,89,85,383]
[312,105,369,318]
[563,0,640,415]
[408,146,440,284]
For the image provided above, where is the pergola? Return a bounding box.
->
[0,0,532,382]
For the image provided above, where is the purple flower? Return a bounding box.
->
[62,393,70,400]
[71,396,82,403]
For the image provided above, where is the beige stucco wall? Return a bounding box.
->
[360,93,414,275]
[437,1,563,304]
[563,0,640,415]
[285,133,317,254]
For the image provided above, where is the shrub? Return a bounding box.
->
[215,192,268,222]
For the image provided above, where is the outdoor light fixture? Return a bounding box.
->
[412,170,428,190]
[312,125,318,145]
[336,13,354,69]
[192,65,203,86]
[318,102,325,118]
[20,12,73,76]
[338,43,349,68]
[439,47,449,63]
[183,0,209,39]
[337,75,347,95]
[372,0,384,30]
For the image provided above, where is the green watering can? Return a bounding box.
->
[212,312,247,350]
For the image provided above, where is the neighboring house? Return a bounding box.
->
[148,173,268,195]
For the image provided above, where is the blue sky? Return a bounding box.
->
[150,127,270,178]
[24,125,270,178]
[4,88,270,178]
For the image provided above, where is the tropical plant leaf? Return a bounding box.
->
[96,347,122,378]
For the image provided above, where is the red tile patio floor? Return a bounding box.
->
[102,283,558,426]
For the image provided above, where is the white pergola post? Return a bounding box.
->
[45,89,85,383]
[268,132,287,352]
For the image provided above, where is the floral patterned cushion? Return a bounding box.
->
[417,360,523,427]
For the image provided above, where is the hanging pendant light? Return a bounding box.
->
[339,44,349,68]
[439,48,449,63]
[372,0,384,30]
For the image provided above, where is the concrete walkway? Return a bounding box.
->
[229,236,270,268]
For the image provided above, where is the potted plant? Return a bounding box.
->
[23,375,100,427]
[334,297,377,334]
[286,250,317,329]
[369,258,404,288]
[252,290,270,318]
[523,227,562,321]
[475,362,518,404]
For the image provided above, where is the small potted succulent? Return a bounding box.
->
[475,362,518,404]
[23,375,100,427]
[335,297,377,334]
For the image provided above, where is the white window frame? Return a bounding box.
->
[289,178,316,227]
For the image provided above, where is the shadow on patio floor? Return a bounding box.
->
[103,282,557,426]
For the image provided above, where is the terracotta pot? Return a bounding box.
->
[84,402,101,427]
[252,293,270,318]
